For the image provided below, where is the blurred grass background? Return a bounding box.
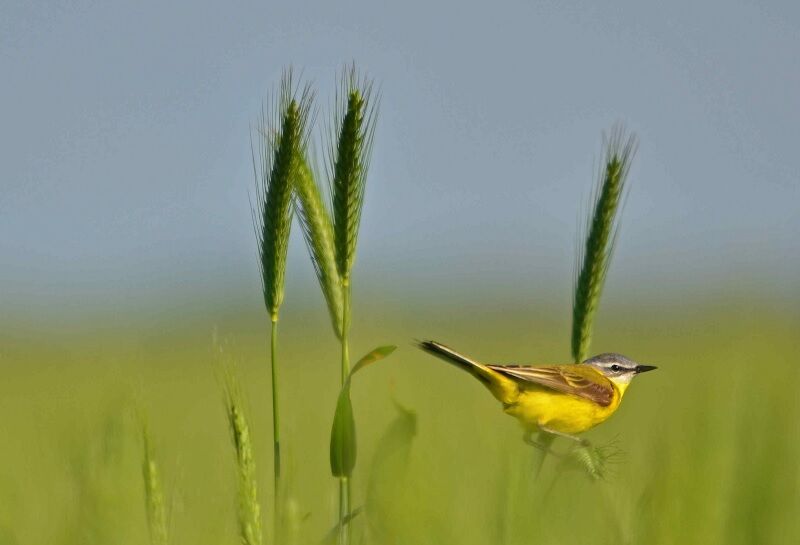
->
[1,296,797,545]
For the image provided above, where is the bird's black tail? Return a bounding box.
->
[417,340,509,390]
[416,340,518,406]
[416,340,483,370]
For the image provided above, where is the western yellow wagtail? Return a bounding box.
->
[417,340,656,447]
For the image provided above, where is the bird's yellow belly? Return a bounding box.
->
[504,387,619,435]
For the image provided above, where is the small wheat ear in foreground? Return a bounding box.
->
[141,420,169,545]
[222,362,263,545]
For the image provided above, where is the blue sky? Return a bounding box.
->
[1,0,798,314]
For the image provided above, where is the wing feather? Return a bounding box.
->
[487,364,615,407]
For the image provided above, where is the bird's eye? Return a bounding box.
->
[610,364,621,372]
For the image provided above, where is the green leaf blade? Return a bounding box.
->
[351,345,396,376]
[330,385,357,478]
[329,345,397,478]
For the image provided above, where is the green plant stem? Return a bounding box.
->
[338,478,350,545]
[341,278,351,382]
[270,318,281,538]
[338,277,352,545]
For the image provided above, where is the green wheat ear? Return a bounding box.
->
[223,365,263,545]
[563,440,624,481]
[571,125,637,363]
[141,421,169,545]
[293,158,344,338]
[251,71,314,537]
[252,69,314,321]
[327,65,379,285]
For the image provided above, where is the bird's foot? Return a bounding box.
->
[523,432,566,458]
[538,425,591,448]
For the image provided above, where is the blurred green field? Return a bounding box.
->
[1,298,798,545]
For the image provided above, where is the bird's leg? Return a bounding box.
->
[523,430,565,458]
[538,426,591,447]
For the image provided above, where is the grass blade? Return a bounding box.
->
[320,508,364,545]
[571,126,637,362]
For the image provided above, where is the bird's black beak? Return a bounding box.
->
[635,364,658,374]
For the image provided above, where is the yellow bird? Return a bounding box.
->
[417,340,656,446]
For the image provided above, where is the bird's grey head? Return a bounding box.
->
[583,353,657,384]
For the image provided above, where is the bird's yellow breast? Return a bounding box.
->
[504,383,623,435]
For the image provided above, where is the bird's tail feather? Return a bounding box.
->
[417,340,484,371]
[416,340,514,401]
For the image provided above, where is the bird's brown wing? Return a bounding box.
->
[486,364,615,407]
